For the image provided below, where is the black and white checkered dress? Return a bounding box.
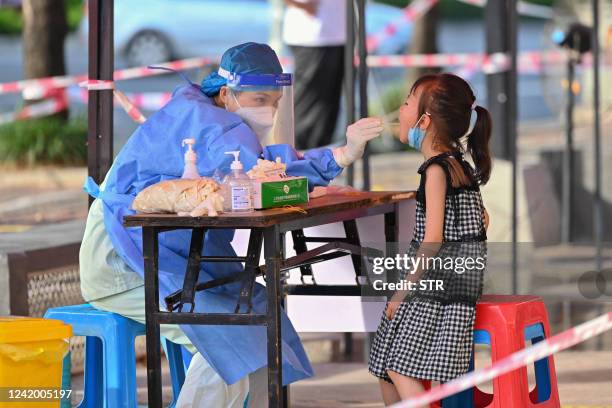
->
[368,151,487,383]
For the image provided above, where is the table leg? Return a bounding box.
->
[291,229,314,283]
[143,227,163,408]
[280,232,290,407]
[343,220,363,281]
[180,227,206,312]
[236,229,263,313]
[280,293,290,407]
[384,203,400,246]
[342,220,360,360]
[384,204,400,283]
[264,225,284,408]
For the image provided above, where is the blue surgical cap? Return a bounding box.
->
[200,42,283,97]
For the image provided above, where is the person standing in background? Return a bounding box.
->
[283,0,346,150]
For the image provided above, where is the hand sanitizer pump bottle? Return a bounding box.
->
[181,138,200,179]
[223,151,253,212]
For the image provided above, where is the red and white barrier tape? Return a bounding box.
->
[78,79,114,91]
[365,0,553,54]
[113,89,147,124]
[390,311,612,408]
[0,49,568,125]
[366,0,439,52]
[77,80,147,124]
[0,47,586,125]
[115,56,216,81]
[3,49,575,100]
[1,56,218,96]
[457,0,555,19]
[68,87,172,112]
[0,93,68,126]
[123,92,171,111]
[365,51,514,73]
[0,74,88,97]
[366,50,568,70]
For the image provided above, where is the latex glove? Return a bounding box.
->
[309,185,360,199]
[246,158,286,179]
[189,194,224,217]
[333,117,384,168]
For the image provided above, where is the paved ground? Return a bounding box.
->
[290,351,612,407]
[67,350,612,406]
[0,166,87,232]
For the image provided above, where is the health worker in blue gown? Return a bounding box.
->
[79,42,384,408]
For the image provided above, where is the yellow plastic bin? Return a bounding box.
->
[0,317,72,408]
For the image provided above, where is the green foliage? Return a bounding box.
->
[0,7,21,35]
[66,0,84,31]
[0,116,87,166]
[0,0,83,35]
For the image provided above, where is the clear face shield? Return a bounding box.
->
[219,68,295,147]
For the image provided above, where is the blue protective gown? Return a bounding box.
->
[84,83,342,386]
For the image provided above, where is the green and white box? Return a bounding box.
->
[252,176,309,209]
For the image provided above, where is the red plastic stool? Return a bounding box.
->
[463,294,561,407]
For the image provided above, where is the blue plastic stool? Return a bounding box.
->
[45,304,188,408]
[442,323,552,407]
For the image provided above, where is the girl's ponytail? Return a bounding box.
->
[467,105,492,185]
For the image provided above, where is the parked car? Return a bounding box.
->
[80,0,412,67]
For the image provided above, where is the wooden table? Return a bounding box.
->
[123,191,415,408]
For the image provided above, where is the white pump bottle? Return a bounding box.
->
[181,138,200,179]
[223,151,253,212]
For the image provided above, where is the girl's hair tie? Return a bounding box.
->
[463,106,478,137]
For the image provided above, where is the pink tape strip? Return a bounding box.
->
[366,0,438,52]
[79,80,115,91]
[113,90,146,124]
[0,94,68,125]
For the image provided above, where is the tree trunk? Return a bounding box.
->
[22,0,68,120]
[406,2,440,85]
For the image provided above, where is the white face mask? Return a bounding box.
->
[228,92,276,142]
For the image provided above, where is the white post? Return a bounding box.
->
[269,0,284,55]
[0,254,9,315]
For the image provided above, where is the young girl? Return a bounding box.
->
[368,73,491,404]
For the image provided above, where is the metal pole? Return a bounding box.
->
[345,0,355,187]
[357,0,370,190]
[87,0,114,205]
[592,0,603,272]
[507,0,519,294]
[485,0,512,160]
[562,57,575,243]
